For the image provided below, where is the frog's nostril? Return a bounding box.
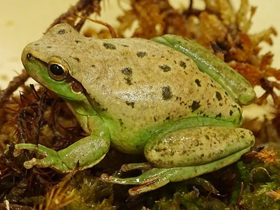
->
[26,53,33,60]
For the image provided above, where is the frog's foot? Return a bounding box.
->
[101,167,172,195]
[101,148,250,196]
[14,143,70,172]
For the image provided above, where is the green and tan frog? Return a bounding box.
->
[15,23,255,195]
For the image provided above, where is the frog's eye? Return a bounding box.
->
[48,62,68,81]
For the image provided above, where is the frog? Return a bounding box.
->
[15,23,255,195]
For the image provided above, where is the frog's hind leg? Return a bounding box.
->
[101,126,254,195]
[144,126,254,168]
[101,148,250,195]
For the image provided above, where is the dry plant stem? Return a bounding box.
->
[237,182,244,206]
[0,69,29,107]
[0,203,32,210]
[78,17,117,38]
[32,88,48,144]
[17,87,48,143]
[257,78,280,108]
[47,0,102,32]
[17,109,28,143]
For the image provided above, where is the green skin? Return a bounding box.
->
[15,23,255,195]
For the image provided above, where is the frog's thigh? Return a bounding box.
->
[144,127,255,168]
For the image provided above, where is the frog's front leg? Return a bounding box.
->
[101,126,254,195]
[14,115,110,173]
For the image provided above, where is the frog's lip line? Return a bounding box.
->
[24,53,48,69]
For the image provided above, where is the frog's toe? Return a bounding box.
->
[14,143,56,157]
[100,172,157,185]
[24,153,70,172]
[101,172,170,195]
[23,157,50,169]
[128,178,170,196]
[14,143,38,157]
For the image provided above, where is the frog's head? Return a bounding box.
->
[21,23,88,102]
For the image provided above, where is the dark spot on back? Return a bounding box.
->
[75,40,81,43]
[122,67,133,75]
[122,44,129,47]
[159,65,171,72]
[179,61,186,69]
[58,29,66,34]
[195,79,201,87]
[103,42,116,50]
[124,77,132,85]
[47,46,52,48]
[119,119,124,126]
[216,91,222,101]
[216,113,222,118]
[189,101,200,112]
[162,86,173,100]
[125,101,135,108]
[136,51,147,58]
[90,97,101,107]
[34,43,40,46]
[229,110,233,116]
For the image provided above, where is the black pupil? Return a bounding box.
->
[50,64,64,76]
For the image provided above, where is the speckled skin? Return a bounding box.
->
[22,23,245,156]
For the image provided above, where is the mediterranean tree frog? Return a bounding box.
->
[15,23,255,195]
